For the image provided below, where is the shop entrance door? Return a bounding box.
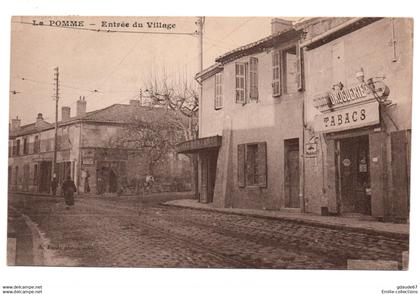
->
[338,135,371,215]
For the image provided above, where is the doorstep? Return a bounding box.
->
[163,199,409,240]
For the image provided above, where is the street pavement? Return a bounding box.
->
[8,193,409,269]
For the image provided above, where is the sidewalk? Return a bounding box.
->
[163,199,409,239]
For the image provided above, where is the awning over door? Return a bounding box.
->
[176,135,222,154]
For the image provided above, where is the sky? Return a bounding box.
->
[9,16,300,125]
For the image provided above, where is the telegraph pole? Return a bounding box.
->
[193,17,204,200]
[52,67,59,185]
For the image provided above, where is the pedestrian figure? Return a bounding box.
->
[51,174,58,196]
[62,176,77,209]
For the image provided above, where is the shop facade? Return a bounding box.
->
[301,18,412,222]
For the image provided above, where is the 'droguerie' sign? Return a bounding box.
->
[313,101,379,133]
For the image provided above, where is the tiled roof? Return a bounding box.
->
[10,103,182,138]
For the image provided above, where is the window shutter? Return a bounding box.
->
[249,57,259,100]
[257,142,267,187]
[237,144,246,187]
[214,73,223,109]
[235,63,246,104]
[272,50,281,97]
[296,45,304,91]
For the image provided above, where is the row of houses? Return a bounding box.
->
[177,17,412,222]
[8,97,192,195]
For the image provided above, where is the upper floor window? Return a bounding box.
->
[214,72,223,110]
[235,57,259,104]
[23,137,28,155]
[34,135,40,153]
[272,44,303,97]
[16,139,20,156]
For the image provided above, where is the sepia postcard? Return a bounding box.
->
[6,16,413,272]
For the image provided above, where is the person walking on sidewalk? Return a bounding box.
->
[51,174,59,196]
[62,176,77,209]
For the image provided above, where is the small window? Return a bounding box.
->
[214,72,223,109]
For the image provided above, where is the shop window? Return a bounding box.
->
[214,72,223,109]
[237,142,267,187]
[235,57,259,104]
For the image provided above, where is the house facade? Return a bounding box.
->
[178,19,306,211]
[177,17,412,222]
[9,98,191,195]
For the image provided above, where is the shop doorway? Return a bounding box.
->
[337,135,371,215]
[284,139,300,208]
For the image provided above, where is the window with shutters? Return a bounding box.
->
[249,57,259,101]
[237,142,267,188]
[272,50,281,96]
[282,46,298,94]
[214,72,223,109]
[272,44,303,97]
[235,57,258,104]
[235,63,246,103]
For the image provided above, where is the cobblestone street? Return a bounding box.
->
[8,193,409,269]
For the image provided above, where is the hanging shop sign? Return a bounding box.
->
[313,101,379,133]
[313,79,389,113]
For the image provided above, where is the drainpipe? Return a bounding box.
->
[300,47,307,213]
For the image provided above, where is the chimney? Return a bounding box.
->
[11,116,21,131]
[61,106,71,121]
[35,113,44,128]
[76,96,87,116]
[129,99,140,107]
[271,18,293,34]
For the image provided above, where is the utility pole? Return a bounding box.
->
[52,67,59,186]
[193,16,204,200]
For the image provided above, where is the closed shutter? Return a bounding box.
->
[249,57,259,100]
[391,130,410,220]
[238,144,246,187]
[235,63,246,103]
[272,50,281,97]
[257,142,267,187]
[214,73,223,109]
[296,45,304,91]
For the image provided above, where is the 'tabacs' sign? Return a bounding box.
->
[313,101,379,133]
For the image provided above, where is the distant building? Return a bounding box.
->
[177,17,412,223]
[8,97,191,195]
